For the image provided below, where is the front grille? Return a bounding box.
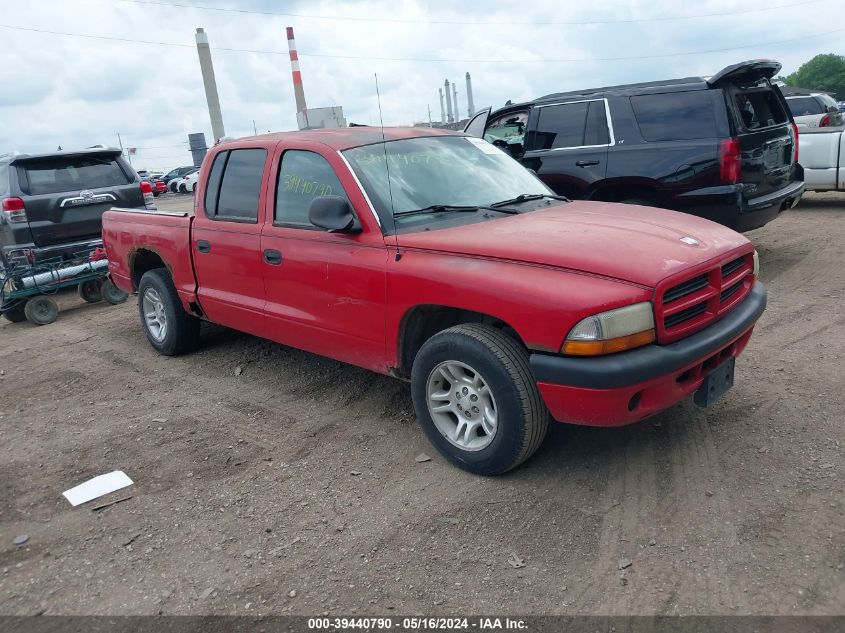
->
[657,253,754,343]
[663,274,709,304]
[720,282,742,302]
[721,257,745,278]
[664,301,707,328]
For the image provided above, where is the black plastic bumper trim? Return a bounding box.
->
[530,281,767,389]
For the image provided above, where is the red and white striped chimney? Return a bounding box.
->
[286,27,308,118]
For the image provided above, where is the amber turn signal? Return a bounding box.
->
[562,329,656,356]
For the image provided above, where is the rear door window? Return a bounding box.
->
[631,92,717,141]
[529,102,589,150]
[19,155,132,195]
[735,91,788,130]
[212,148,267,222]
[787,97,823,116]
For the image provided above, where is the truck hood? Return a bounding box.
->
[395,201,751,288]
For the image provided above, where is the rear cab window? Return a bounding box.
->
[203,148,267,223]
[17,155,132,195]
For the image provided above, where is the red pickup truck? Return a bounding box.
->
[102,127,766,475]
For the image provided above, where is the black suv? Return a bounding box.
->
[0,148,147,269]
[465,60,804,231]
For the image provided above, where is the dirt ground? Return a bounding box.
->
[1,192,843,617]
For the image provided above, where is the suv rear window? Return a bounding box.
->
[787,97,823,116]
[735,91,788,130]
[19,155,132,195]
[631,92,717,142]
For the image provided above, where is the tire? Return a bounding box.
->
[102,279,129,305]
[78,280,103,303]
[410,323,549,475]
[178,183,187,194]
[24,296,59,325]
[2,301,27,323]
[137,268,200,356]
[169,181,179,193]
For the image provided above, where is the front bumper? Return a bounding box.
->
[530,282,767,426]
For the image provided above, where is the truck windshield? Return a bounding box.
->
[342,135,551,231]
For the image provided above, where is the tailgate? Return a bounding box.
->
[14,153,144,247]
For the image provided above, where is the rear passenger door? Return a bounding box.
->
[521,99,610,199]
[192,146,269,337]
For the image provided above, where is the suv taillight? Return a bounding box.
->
[718,138,741,185]
[819,113,830,127]
[791,122,799,163]
[140,181,157,211]
[1,197,27,223]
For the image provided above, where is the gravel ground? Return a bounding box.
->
[0,192,843,616]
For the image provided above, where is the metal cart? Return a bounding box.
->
[1,248,128,325]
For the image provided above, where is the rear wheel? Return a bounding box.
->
[24,296,59,325]
[2,301,27,323]
[411,323,549,475]
[137,268,200,355]
[78,280,103,303]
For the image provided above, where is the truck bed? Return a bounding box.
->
[102,208,197,308]
[800,126,844,192]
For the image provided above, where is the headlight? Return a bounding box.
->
[752,250,759,277]
[562,302,655,356]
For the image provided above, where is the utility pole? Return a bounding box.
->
[253,120,258,135]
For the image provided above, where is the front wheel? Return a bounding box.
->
[137,268,200,355]
[411,324,549,475]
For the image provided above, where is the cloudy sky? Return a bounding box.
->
[0,0,842,170]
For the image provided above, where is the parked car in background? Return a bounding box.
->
[0,147,154,275]
[465,60,803,232]
[169,168,199,193]
[785,93,842,128]
[799,126,845,192]
[162,165,198,185]
[102,127,766,475]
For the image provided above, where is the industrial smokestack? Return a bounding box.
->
[465,72,475,117]
[444,79,454,123]
[438,88,446,124]
[195,28,225,142]
[286,26,308,128]
[452,83,459,122]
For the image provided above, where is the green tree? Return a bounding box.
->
[785,54,845,100]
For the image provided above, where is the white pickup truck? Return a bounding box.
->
[800,126,845,192]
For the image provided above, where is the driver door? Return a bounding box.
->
[260,143,389,372]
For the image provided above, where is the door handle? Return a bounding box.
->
[197,240,211,253]
[263,249,282,265]
[575,160,600,167]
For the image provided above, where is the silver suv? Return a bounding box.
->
[786,93,843,128]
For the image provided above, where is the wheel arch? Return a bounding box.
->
[396,304,528,378]
[129,247,169,291]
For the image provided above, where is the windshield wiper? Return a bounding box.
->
[394,204,518,218]
[489,193,570,208]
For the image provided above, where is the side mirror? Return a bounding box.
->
[308,196,361,233]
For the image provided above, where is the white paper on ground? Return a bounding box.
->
[62,471,133,507]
